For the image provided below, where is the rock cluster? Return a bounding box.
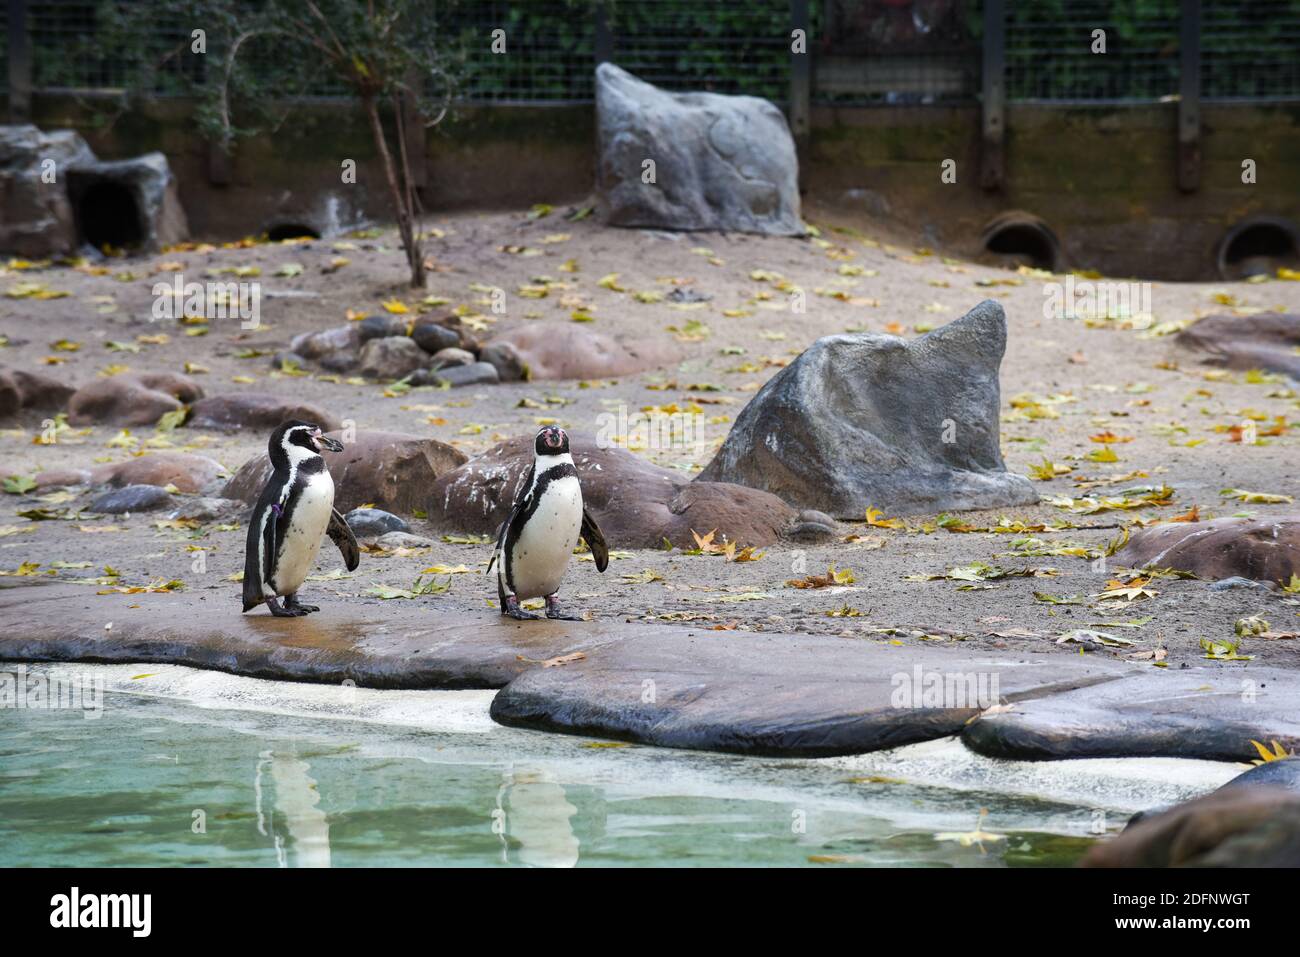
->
[281,313,679,386]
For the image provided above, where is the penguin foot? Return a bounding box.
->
[285,595,319,614]
[266,597,307,618]
[544,594,583,621]
[502,594,540,620]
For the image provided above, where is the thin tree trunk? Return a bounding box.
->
[362,93,425,288]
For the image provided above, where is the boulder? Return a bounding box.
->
[93,452,227,493]
[186,393,341,432]
[0,124,188,257]
[67,373,203,427]
[698,300,1039,518]
[1118,515,1300,586]
[357,336,426,380]
[1080,788,1300,868]
[89,484,175,514]
[480,324,682,381]
[223,429,467,515]
[0,125,94,257]
[428,432,797,549]
[594,63,803,236]
[344,507,409,538]
[0,369,77,416]
[1175,313,1300,380]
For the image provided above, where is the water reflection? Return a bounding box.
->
[254,749,331,868]
[496,767,580,868]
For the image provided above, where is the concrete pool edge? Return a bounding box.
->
[3,582,1299,763]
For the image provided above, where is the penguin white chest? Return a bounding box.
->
[272,471,335,595]
[508,475,582,600]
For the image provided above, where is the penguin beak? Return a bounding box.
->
[545,429,561,448]
[314,434,344,453]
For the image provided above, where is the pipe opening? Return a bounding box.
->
[266,223,322,242]
[1218,217,1300,280]
[70,178,145,252]
[980,212,1060,272]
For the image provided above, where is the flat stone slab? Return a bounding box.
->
[490,631,1134,757]
[0,582,620,689]
[962,669,1300,762]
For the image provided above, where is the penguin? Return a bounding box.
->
[487,426,608,620]
[242,420,359,617]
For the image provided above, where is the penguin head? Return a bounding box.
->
[534,425,569,457]
[270,420,343,467]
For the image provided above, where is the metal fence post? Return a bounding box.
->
[789,0,811,158]
[981,0,1005,190]
[7,0,32,122]
[1178,0,1201,192]
[595,2,612,66]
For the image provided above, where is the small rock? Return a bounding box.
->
[666,287,712,304]
[478,342,527,382]
[1208,576,1275,592]
[170,497,244,522]
[357,315,409,342]
[290,324,358,359]
[411,319,461,355]
[318,350,358,373]
[358,336,427,380]
[374,531,436,549]
[785,509,838,543]
[89,484,175,514]
[345,507,409,538]
[430,347,475,369]
[272,351,306,371]
[432,361,500,388]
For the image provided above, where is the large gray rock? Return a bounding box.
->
[0,126,93,256]
[0,125,187,256]
[595,63,803,236]
[697,300,1039,517]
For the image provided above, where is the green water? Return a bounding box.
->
[0,690,1104,867]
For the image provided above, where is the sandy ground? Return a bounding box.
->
[2,198,1298,671]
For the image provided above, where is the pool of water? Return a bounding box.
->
[0,664,1241,867]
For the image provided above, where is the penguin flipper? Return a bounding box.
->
[581,508,609,573]
[327,508,361,571]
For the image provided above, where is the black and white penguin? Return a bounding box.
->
[242,420,359,617]
[487,426,608,620]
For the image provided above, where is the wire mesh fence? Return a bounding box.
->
[1202,0,1300,100]
[5,0,1300,107]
